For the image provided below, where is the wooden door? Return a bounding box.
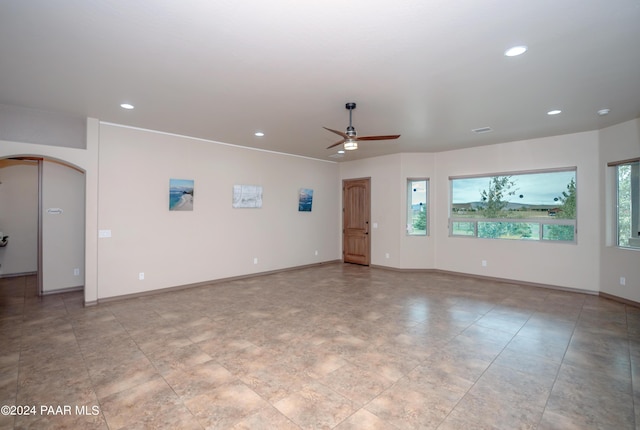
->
[343,178,370,265]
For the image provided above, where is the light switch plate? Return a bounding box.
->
[98,229,112,238]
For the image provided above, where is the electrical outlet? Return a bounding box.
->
[73,268,80,276]
[314,250,318,256]
[253,258,258,264]
[385,253,390,259]
[620,277,626,286]
[482,260,487,267]
[139,272,144,280]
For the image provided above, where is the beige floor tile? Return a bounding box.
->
[231,405,300,429]
[404,363,475,398]
[422,346,493,383]
[100,376,200,430]
[13,413,108,430]
[273,381,355,429]
[0,364,18,401]
[3,265,640,429]
[16,366,97,407]
[492,347,562,380]
[145,342,212,375]
[333,408,396,429]
[447,391,545,430]
[365,381,454,429]
[184,380,271,429]
[503,331,570,363]
[543,363,635,429]
[240,361,312,404]
[317,362,394,406]
[87,355,159,400]
[163,359,236,400]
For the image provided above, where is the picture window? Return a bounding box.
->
[449,168,577,242]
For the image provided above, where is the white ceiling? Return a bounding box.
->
[1,1,639,161]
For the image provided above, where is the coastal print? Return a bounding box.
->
[232,185,263,208]
[169,179,194,211]
[298,188,313,212]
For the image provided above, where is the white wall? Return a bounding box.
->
[400,153,437,269]
[599,118,640,302]
[341,130,602,293]
[2,113,638,303]
[434,131,601,292]
[1,120,100,304]
[96,124,341,299]
[42,160,85,292]
[0,159,38,275]
[339,152,438,269]
[340,154,403,267]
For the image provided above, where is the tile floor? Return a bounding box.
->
[1,263,639,429]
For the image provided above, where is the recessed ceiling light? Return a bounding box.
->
[120,103,134,110]
[254,131,265,137]
[597,108,611,116]
[547,109,562,115]
[338,150,345,154]
[504,45,528,57]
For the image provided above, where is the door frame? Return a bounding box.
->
[342,177,371,265]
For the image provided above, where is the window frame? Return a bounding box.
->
[448,167,578,243]
[406,178,429,236]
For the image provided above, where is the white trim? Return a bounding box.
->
[99,121,337,164]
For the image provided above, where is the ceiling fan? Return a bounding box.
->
[324,102,400,151]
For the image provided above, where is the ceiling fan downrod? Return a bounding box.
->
[346,102,356,137]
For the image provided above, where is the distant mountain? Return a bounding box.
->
[452,202,559,210]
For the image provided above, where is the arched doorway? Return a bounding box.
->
[0,156,85,295]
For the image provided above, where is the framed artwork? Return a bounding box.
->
[233,185,263,208]
[169,179,194,211]
[298,188,313,212]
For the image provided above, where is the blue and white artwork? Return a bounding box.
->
[169,179,194,211]
[298,188,313,212]
[232,185,263,208]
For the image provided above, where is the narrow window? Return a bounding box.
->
[407,178,428,236]
[614,160,640,249]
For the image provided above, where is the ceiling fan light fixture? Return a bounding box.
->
[343,140,358,151]
[323,102,400,151]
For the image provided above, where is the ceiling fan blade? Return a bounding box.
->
[326,139,346,149]
[357,134,401,141]
[323,127,349,139]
